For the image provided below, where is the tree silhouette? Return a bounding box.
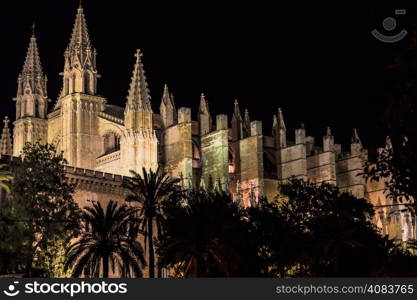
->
[65,200,146,278]
[278,178,416,277]
[9,143,78,276]
[158,190,247,277]
[123,167,181,278]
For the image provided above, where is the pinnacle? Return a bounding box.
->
[199,93,209,114]
[0,116,12,155]
[3,116,10,128]
[351,128,361,144]
[326,126,332,136]
[277,107,286,130]
[161,84,174,107]
[68,4,91,52]
[126,49,151,108]
[232,99,241,118]
[22,33,43,77]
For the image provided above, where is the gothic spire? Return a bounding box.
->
[67,5,91,61]
[351,128,361,144]
[272,115,277,135]
[58,4,98,98]
[199,93,210,115]
[0,117,13,155]
[19,31,47,97]
[126,49,152,109]
[161,84,175,108]
[22,33,43,76]
[274,108,287,148]
[198,93,212,135]
[231,99,243,141]
[277,107,286,130]
[15,31,48,119]
[232,99,242,120]
[243,109,251,137]
[326,126,332,136]
[159,84,177,127]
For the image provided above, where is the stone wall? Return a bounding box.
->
[201,128,229,190]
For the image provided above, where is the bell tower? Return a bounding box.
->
[13,29,49,156]
[121,50,158,176]
[55,4,106,168]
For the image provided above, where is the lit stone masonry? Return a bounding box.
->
[2,3,414,260]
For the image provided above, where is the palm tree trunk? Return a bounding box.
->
[103,256,109,278]
[148,216,155,278]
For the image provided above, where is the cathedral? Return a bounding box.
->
[0,5,415,242]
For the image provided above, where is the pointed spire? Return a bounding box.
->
[243,109,251,137]
[198,93,212,135]
[58,4,98,98]
[244,109,250,123]
[159,84,177,128]
[0,117,13,155]
[326,126,332,136]
[274,108,287,148]
[170,93,175,105]
[233,99,242,120]
[161,84,175,107]
[199,93,210,114]
[272,115,277,135]
[15,30,48,119]
[68,4,91,56]
[277,107,286,130]
[351,128,361,144]
[126,49,152,109]
[231,99,243,141]
[323,126,334,152]
[21,32,44,80]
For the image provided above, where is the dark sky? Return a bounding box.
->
[0,1,416,152]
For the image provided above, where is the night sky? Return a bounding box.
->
[0,1,416,153]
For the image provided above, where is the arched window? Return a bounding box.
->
[84,72,91,94]
[192,140,201,168]
[65,78,70,95]
[72,73,77,93]
[103,133,121,154]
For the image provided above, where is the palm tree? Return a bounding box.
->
[158,190,246,277]
[65,200,146,278]
[0,164,12,193]
[123,167,181,278]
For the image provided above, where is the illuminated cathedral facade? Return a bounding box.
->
[0,5,415,242]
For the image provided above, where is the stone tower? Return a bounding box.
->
[13,30,49,156]
[159,84,177,128]
[0,117,13,155]
[121,49,158,176]
[198,94,212,136]
[60,5,99,97]
[54,4,106,169]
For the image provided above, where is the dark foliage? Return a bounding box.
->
[122,167,181,278]
[65,200,146,278]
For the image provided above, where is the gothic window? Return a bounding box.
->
[103,133,121,155]
[72,73,77,93]
[35,100,40,118]
[65,78,69,95]
[192,140,201,168]
[84,71,91,94]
